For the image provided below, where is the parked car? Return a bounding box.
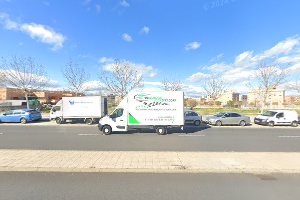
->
[184,110,202,126]
[254,110,298,127]
[0,109,42,124]
[206,112,251,126]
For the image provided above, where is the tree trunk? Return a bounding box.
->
[25,92,30,109]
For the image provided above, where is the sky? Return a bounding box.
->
[1,0,300,97]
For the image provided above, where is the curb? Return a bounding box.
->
[1,167,300,174]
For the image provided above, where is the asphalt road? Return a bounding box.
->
[1,125,300,152]
[1,172,300,200]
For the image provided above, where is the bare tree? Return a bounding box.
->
[99,60,143,98]
[287,76,300,93]
[161,78,183,91]
[63,60,90,96]
[203,76,226,100]
[1,56,49,109]
[252,64,287,109]
[0,70,5,87]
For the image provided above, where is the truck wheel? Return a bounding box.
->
[194,120,201,126]
[55,117,62,124]
[268,121,274,127]
[102,125,112,135]
[291,121,298,127]
[85,118,93,125]
[20,118,27,124]
[156,127,166,135]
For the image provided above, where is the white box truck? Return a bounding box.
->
[50,96,108,124]
[98,91,184,135]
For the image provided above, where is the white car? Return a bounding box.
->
[184,110,202,126]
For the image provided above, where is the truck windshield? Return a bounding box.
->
[110,108,124,118]
[262,111,277,117]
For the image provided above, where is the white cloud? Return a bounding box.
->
[120,0,130,7]
[187,36,300,93]
[95,4,101,13]
[209,53,224,62]
[20,23,65,51]
[182,84,205,98]
[98,57,114,64]
[234,51,253,66]
[187,72,211,82]
[143,81,163,86]
[0,69,59,88]
[253,36,300,62]
[122,33,132,42]
[185,41,201,51]
[0,12,65,50]
[286,63,300,73]
[276,55,300,64]
[82,80,106,91]
[207,63,231,72]
[140,26,150,34]
[101,59,157,78]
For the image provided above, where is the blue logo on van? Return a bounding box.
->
[69,100,75,105]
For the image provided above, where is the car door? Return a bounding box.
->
[1,111,14,122]
[12,110,23,122]
[221,113,231,125]
[275,112,285,125]
[230,113,242,125]
[110,108,127,131]
[184,111,193,124]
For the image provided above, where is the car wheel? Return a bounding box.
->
[193,120,201,126]
[291,121,298,127]
[268,121,274,127]
[85,118,93,125]
[55,117,62,124]
[20,118,27,124]
[156,127,166,135]
[102,125,112,135]
[239,120,246,127]
[215,120,222,126]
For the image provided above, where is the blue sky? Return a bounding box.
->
[1,0,300,96]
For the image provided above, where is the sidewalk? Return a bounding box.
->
[1,149,300,173]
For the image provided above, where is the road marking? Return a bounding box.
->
[78,134,99,136]
[178,134,205,137]
[278,136,300,138]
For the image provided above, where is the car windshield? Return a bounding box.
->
[262,111,277,117]
[215,112,225,117]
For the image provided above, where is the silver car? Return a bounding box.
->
[206,112,250,126]
[184,110,202,126]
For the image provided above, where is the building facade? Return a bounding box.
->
[0,87,77,104]
[248,89,285,106]
[216,91,240,106]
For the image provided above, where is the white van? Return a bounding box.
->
[254,110,299,127]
